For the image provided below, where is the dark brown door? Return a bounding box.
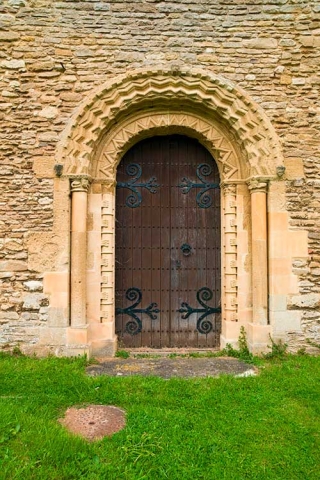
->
[115,135,221,348]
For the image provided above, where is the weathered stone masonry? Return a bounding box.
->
[0,0,319,355]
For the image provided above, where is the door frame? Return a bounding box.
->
[81,108,270,355]
[44,67,302,358]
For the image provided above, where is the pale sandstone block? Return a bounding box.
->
[268,211,289,231]
[268,182,287,212]
[270,273,299,296]
[49,292,69,309]
[87,276,102,308]
[43,272,69,294]
[243,38,277,49]
[27,233,66,272]
[299,36,314,47]
[269,258,292,276]
[0,32,20,42]
[220,321,246,349]
[67,326,89,346]
[284,158,305,179]
[271,310,302,332]
[39,327,67,346]
[269,230,308,259]
[0,311,19,321]
[289,293,320,309]
[269,294,287,312]
[247,323,272,354]
[0,260,27,271]
[23,294,48,310]
[33,156,55,178]
[100,304,114,323]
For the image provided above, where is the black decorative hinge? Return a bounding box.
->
[117,163,159,208]
[116,287,160,335]
[178,287,221,334]
[178,163,219,208]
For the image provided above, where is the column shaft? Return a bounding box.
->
[70,179,89,327]
[250,184,268,325]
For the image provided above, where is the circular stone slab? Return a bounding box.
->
[59,405,126,441]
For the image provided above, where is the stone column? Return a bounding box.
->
[248,178,268,325]
[70,177,90,327]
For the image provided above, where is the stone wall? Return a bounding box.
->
[0,0,319,353]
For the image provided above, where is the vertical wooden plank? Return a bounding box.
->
[149,138,161,348]
[115,153,134,345]
[186,139,200,347]
[169,138,182,346]
[159,137,171,347]
[140,140,153,347]
[202,147,221,347]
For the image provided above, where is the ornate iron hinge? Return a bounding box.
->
[178,163,219,208]
[117,163,159,208]
[178,287,221,334]
[116,287,160,335]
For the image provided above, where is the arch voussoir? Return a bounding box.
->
[57,68,283,180]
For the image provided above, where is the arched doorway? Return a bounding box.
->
[115,135,221,348]
[52,68,288,357]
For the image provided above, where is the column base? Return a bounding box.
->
[247,323,272,354]
[220,320,242,350]
[66,323,118,358]
[66,326,90,357]
[89,322,117,357]
[220,321,272,354]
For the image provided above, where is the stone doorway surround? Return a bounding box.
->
[39,67,307,357]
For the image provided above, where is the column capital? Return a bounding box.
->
[221,182,237,195]
[70,176,91,193]
[247,178,268,193]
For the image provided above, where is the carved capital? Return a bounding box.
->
[221,183,237,195]
[247,178,268,193]
[102,180,116,194]
[70,177,91,193]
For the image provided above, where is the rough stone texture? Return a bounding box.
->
[86,357,256,379]
[0,0,319,353]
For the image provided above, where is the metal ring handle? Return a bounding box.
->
[180,243,192,257]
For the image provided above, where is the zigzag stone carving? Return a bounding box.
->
[57,68,284,178]
[96,112,240,181]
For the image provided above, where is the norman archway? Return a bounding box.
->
[52,68,286,356]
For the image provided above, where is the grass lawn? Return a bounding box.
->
[0,353,319,480]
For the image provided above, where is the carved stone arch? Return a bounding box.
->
[94,111,241,182]
[57,68,284,178]
[58,68,285,356]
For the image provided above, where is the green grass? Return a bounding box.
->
[0,353,319,479]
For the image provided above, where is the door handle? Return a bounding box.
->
[180,243,192,257]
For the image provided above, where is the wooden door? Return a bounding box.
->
[115,135,221,348]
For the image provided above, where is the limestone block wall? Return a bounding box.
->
[0,0,319,354]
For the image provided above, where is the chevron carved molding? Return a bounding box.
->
[57,68,283,179]
[96,112,239,182]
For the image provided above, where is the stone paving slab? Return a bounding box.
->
[86,357,255,379]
